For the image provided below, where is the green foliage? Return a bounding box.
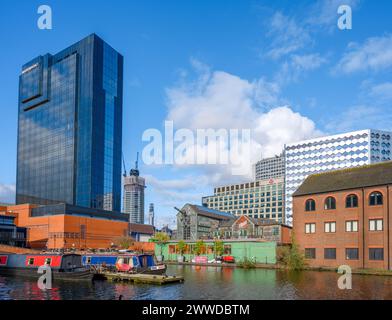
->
[177,240,186,255]
[151,232,170,255]
[193,240,206,256]
[214,240,224,256]
[237,257,256,269]
[279,233,306,271]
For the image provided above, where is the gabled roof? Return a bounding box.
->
[186,204,235,220]
[293,161,392,197]
[233,215,283,227]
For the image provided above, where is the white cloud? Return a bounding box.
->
[144,61,321,218]
[307,0,360,31]
[265,12,312,60]
[334,34,392,74]
[0,184,15,204]
[325,105,392,133]
[165,60,321,178]
[368,82,392,102]
[276,53,328,83]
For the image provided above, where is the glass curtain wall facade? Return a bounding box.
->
[285,129,392,225]
[16,34,123,212]
[202,177,285,223]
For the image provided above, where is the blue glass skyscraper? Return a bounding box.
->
[16,34,123,212]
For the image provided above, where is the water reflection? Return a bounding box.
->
[1,265,392,300]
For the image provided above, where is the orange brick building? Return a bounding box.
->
[293,161,392,270]
[4,203,129,250]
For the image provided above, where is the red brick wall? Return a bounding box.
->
[6,204,129,250]
[293,185,392,270]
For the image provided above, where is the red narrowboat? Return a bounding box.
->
[0,253,93,281]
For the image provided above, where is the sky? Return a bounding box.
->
[1,0,392,228]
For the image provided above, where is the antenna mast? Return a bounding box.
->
[122,152,127,177]
[135,152,139,170]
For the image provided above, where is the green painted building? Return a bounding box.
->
[155,240,276,264]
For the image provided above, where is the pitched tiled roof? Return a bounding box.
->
[293,161,392,197]
[187,204,235,220]
[129,223,155,234]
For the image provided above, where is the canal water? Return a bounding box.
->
[1,265,392,300]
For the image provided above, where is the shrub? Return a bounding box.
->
[151,232,170,256]
[279,233,306,271]
[193,240,206,256]
[214,240,224,257]
[237,257,256,269]
[177,240,186,255]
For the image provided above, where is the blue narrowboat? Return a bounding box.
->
[0,253,93,281]
[115,254,166,275]
[82,253,166,275]
[82,255,118,267]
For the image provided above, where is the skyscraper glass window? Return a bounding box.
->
[16,34,123,212]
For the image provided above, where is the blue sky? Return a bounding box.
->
[1,0,392,227]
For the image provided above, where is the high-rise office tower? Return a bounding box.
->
[123,154,145,224]
[253,153,285,181]
[148,203,155,226]
[285,129,392,225]
[16,34,123,212]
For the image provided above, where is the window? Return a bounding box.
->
[305,223,316,233]
[324,222,336,233]
[305,199,316,212]
[305,223,316,234]
[324,248,336,259]
[28,258,34,265]
[224,245,231,254]
[369,192,383,206]
[346,248,359,260]
[324,197,336,210]
[305,248,316,259]
[369,248,384,261]
[346,194,358,208]
[44,258,52,265]
[86,256,92,264]
[346,220,358,232]
[369,219,383,231]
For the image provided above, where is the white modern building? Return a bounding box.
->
[285,129,392,225]
[253,153,285,181]
[148,203,155,226]
[123,158,146,224]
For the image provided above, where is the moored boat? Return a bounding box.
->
[115,254,167,275]
[82,254,118,268]
[0,253,93,281]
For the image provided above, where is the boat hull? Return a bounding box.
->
[140,266,167,275]
[0,267,94,281]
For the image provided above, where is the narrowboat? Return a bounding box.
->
[0,254,93,281]
[115,254,166,275]
[82,255,118,268]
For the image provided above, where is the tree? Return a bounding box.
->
[151,232,170,256]
[114,236,134,249]
[193,240,206,256]
[177,240,186,255]
[214,240,224,257]
[281,232,306,271]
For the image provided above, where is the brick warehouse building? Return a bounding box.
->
[4,204,129,250]
[293,161,392,270]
